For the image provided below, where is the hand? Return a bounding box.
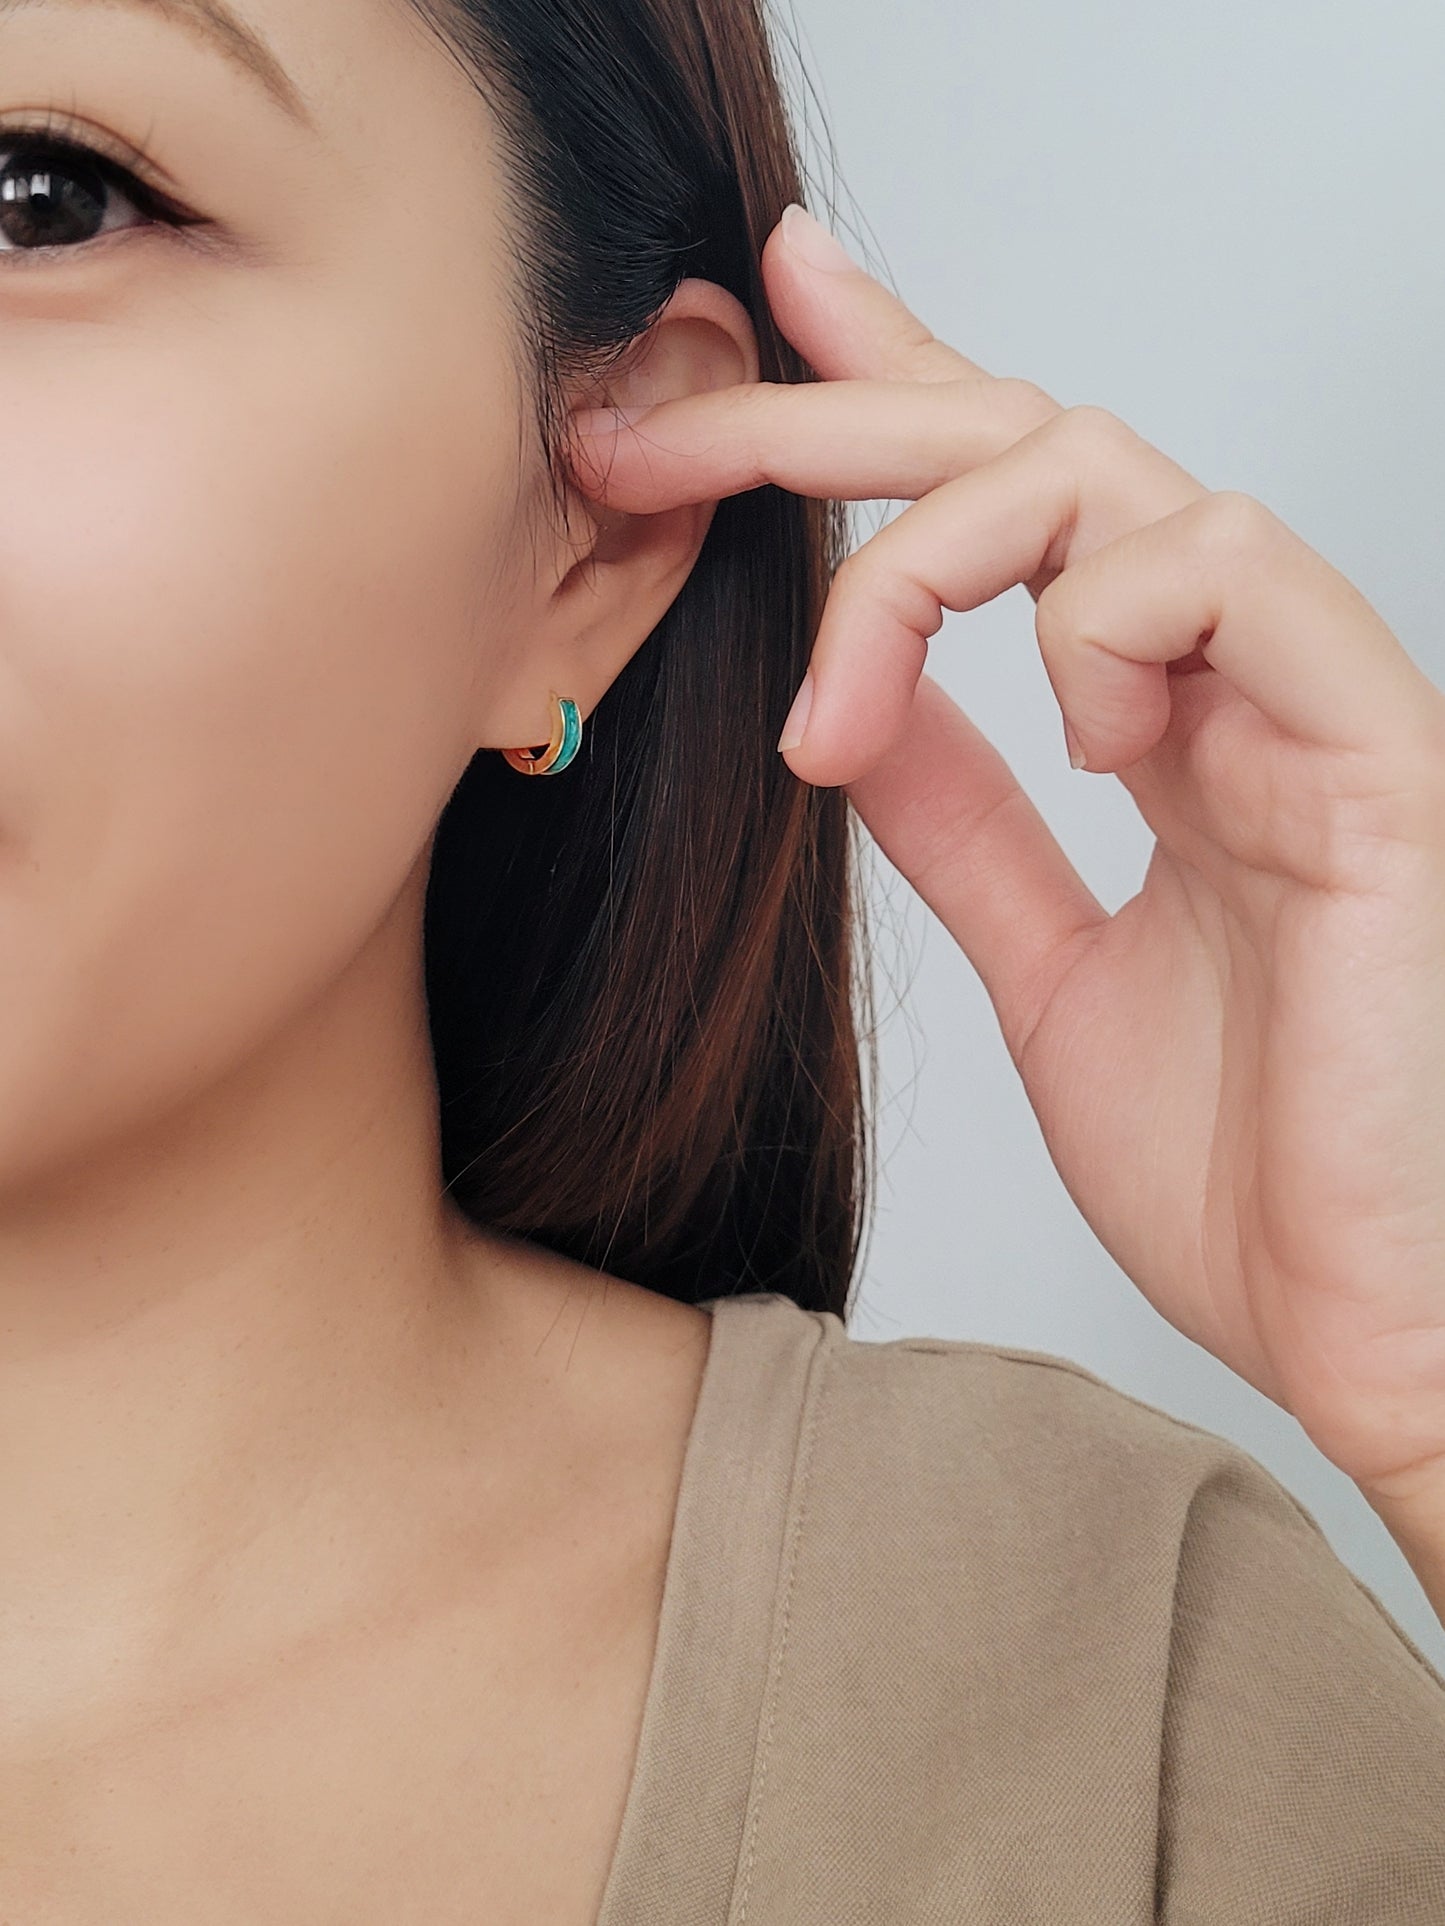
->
[567,205,1445,1542]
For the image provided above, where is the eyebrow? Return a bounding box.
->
[0,0,316,129]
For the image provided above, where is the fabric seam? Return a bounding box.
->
[730,1313,836,1924]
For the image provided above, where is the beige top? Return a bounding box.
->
[593,1289,1445,1923]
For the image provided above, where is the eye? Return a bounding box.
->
[0,122,194,267]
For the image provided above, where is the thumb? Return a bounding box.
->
[845,673,1108,1061]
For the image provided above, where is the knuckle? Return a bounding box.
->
[832,543,864,587]
[1049,403,1138,459]
[1032,574,1075,650]
[738,381,792,487]
[832,543,937,641]
[893,314,952,374]
[992,376,1063,437]
[1197,489,1280,561]
[831,545,873,603]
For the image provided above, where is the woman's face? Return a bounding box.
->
[0,0,751,1188]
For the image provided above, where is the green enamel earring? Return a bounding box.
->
[501,691,583,776]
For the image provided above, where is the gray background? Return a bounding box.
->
[777,0,1445,1666]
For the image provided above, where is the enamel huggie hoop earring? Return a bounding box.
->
[501,692,584,776]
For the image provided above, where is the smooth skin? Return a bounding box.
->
[0,0,756,1919]
[574,202,1445,1627]
[2,0,1440,1912]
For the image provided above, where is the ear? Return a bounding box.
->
[474,277,761,754]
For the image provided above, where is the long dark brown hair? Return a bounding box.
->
[411,0,878,1317]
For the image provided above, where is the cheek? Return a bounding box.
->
[0,321,520,1163]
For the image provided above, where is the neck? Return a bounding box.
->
[0,899,522,1721]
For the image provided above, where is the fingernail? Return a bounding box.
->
[778,671,815,753]
[573,403,653,439]
[1064,717,1088,771]
[781,204,858,275]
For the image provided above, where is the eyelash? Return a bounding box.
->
[0,109,198,268]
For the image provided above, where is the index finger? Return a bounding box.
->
[566,375,1060,514]
[567,206,1060,512]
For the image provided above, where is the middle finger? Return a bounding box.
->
[785,405,1208,787]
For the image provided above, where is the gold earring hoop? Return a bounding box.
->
[501,692,584,776]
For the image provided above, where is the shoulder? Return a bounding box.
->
[711,1293,1445,1914]
[716,1291,1445,1697]
[774,1292,1296,1558]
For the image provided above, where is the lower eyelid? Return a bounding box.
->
[0,145,203,269]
